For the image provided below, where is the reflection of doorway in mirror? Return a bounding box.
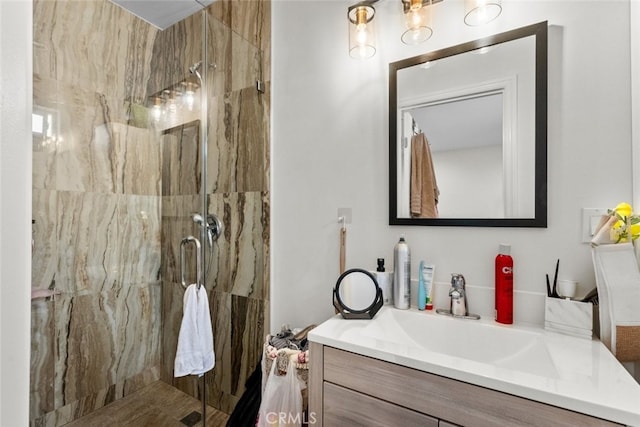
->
[397,79,518,219]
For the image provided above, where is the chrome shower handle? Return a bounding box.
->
[180,236,202,289]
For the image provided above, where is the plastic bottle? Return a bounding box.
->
[393,237,411,309]
[495,243,513,324]
[373,258,393,305]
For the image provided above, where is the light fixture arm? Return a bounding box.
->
[401,0,443,14]
[348,0,379,25]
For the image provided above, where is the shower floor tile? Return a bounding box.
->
[64,380,229,427]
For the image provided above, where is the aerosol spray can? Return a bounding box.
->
[393,236,411,309]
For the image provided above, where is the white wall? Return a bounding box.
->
[630,0,640,380]
[434,144,503,218]
[272,0,633,329]
[633,0,640,211]
[0,0,32,423]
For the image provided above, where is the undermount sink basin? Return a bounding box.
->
[385,308,557,376]
[328,306,558,378]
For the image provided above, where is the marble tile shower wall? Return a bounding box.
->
[31,0,271,424]
[31,0,163,424]
[157,2,271,414]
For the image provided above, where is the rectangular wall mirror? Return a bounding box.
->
[389,21,548,227]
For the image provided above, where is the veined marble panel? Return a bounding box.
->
[206,12,263,94]
[206,14,232,98]
[161,121,202,196]
[208,0,270,55]
[207,87,268,193]
[54,292,118,407]
[55,87,118,193]
[207,290,232,395]
[230,295,264,396]
[160,280,183,383]
[54,285,161,409]
[229,28,264,93]
[147,12,203,97]
[33,75,58,190]
[233,87,268,192]
[112,282,162,382]
[160,195,201,284]
[206,192,264,298]
[33,1,56,78]
[56,191,119,294]
[42,0,156,99]
[32,189,58,291]
[117,195,161,284]
[55,83,160,194]
[111,123,161,195]
[30,299,56,420]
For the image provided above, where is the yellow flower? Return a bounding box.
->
[607,202,639,243]
[614,202,633,218]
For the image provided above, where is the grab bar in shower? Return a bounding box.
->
[180,236,202,290]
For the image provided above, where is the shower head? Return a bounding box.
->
[189,61,203,82]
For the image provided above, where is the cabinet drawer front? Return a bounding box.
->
[324,382,438,427]
[323,346,620,427]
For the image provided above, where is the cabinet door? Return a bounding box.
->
[440,421,461,427]
[323,382,438,427]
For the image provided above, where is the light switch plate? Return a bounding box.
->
[581,208,609,243]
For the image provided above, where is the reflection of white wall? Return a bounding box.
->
[435,145,503,218]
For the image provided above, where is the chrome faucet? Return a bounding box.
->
[449,274,468,316]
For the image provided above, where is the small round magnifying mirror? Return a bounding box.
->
[333,268,383,319]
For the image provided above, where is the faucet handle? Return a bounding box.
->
[451,273,466,289]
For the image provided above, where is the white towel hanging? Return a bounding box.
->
[174,284,215,377]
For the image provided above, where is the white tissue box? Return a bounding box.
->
[544,297,593,339]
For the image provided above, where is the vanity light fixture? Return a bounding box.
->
[400,0,441,45]
[348,1,378,59]
[464,0,502,26]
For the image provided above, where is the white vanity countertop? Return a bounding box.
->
[308,306,640,426]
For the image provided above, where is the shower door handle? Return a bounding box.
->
[180,236,202,289]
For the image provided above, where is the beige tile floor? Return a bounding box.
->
[65,381,229,427]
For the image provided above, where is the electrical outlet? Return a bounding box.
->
[582,208,609,243]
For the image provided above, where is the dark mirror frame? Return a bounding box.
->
[389,21,548,227]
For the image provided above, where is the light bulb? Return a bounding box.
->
[348,4,376,59]
[410,10,421,28]
[357,27,368,45]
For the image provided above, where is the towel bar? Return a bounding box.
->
[180,236,202,290]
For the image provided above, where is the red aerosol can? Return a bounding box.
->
[495,244,513,324]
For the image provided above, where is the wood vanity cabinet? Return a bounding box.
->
[308,343,622,427]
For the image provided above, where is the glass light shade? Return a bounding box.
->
[464,0,502,26]
[401,2,432,45]
[348,4,376,59]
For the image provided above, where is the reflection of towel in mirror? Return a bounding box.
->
[410,132,439,218]
[174,284,215,377]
